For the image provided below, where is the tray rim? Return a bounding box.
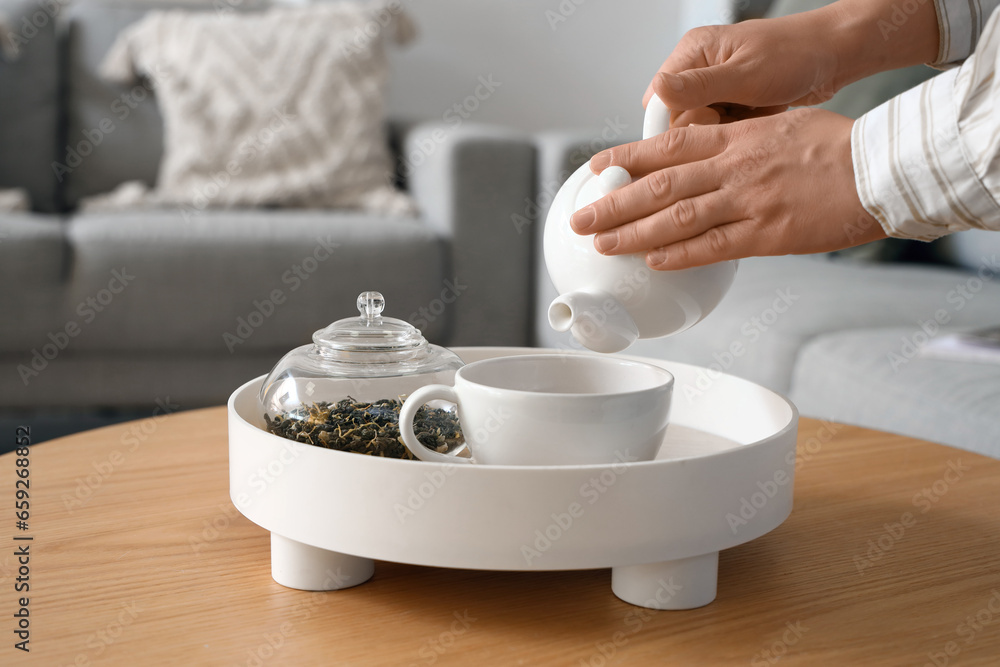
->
[230,345,799,472]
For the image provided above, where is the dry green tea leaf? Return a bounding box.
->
[264,397,462,460]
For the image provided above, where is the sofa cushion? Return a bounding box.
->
[790,328,1000,458]
[938,229,1000,272]
[0,213,68,351]
[63,210,448,353]
[0,351,281,409]
[0,213,65,281]
[0,0,61,211]
[541,255,1000,394]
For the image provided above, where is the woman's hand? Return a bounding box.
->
[647,0,940,127]
[646,14,843,126]
[569,108,886,270]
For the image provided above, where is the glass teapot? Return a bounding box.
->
[258,291,465,459]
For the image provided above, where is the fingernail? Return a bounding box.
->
[590,151,611,173]
[571,206,596,232]
[647,248,668,267]
[659,72,684,93]
[594,231,618,253]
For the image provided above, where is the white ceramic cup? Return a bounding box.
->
[398,354,674,466]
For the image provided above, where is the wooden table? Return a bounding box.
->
[2,410,999,666]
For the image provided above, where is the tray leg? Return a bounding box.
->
[611,552,718,610]
[270,533,374,591]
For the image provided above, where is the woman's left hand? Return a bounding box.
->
[569,108,887,270]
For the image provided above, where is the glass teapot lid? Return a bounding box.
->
[260,291,464,397]
[314,290,426,354]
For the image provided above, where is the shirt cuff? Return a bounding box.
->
[851,68,1000,241]
[932,0,1000,66]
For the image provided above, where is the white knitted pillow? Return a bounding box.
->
[0,188,29,212]
[95,3,415,215]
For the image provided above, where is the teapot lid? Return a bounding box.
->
[257,289,464,418]
[259,291,463,394]
[312,291,425,353]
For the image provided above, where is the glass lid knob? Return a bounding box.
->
[358,291,385,324]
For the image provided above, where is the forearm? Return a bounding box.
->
[821,0,1000,89]
[820,0,940,90]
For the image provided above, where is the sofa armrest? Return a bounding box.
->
[402,122,537,347]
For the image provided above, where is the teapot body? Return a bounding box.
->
[543,154,737,353]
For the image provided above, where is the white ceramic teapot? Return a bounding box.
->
[544,95,738,353]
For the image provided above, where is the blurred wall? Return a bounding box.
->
[385,0,734,133]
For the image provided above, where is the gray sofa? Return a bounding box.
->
[0,0,536,415]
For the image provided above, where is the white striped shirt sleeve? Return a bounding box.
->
[933,0,1000,66]
[852,4,1000,240]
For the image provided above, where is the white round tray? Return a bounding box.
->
[228,347,798,609]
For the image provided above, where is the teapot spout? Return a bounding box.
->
[548,290,639,354]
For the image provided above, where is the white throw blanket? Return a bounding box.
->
[84,2,416,216]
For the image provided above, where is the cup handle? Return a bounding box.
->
[399,385,472,464]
